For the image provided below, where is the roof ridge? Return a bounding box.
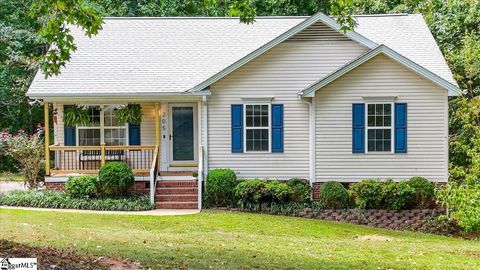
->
[102,16,309,20]
[353,13,415,17]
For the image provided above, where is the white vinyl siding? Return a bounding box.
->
[314,54,448,182]
[208,30,368,179]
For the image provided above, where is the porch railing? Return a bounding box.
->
[48,145,157,175]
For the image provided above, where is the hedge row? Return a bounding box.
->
[0,190,154,211]
[204,169,435,211]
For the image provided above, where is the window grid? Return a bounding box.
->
[244,104,270,152]
[366,103,393,153]
[77,105,128,146]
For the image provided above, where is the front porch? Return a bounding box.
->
[43,100,207,209]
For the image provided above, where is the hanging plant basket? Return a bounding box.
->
[64,105,90,127]
[116,104,143,125]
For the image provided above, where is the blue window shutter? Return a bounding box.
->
[231,104,243,153]
[352,103,365,153]
[128,123,141,145]
[63,105,76,146]
[395,103,407,153]
[271,104,284,153]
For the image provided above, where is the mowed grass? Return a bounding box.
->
[0,209,479,270]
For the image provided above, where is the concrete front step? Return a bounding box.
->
[156,201,198,209]
[156,194,198,202]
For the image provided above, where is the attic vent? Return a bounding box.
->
[288,21,350,42]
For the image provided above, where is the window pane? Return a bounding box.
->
[246,129,269,152]
[375,104,383,115]
[384,116,391,126]
[82,106,100,127]
[104,105,122,127]
[376,116,383,126]
[78,129,100,146]
[384,104,391,115]
[368,104,375,115]
[368,116,375,126]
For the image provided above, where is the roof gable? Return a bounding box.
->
[300,45,461,97]
[189,12,378,92]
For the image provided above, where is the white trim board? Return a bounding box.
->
[300,45,462,97]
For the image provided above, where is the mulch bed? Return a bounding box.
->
[0,240,142,270]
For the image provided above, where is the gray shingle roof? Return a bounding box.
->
[27,14,457,98]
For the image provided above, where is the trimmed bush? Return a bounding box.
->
[318,181,350,209]
[408,177,435,208]
[265,180,291,202]
[350,179,383,209]
[205,168,237,206]
[65,175,98,199]
[98,162,134,197]
[382,179,415,210]
[234,179,291,205]
[287,178,311,203]
[0,190,154,211]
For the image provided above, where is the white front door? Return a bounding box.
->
[168,103,197,165]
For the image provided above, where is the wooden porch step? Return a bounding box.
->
[156,194,198,202]
[156,201,198,209]
[157,180,197,188]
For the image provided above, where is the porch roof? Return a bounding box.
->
[27,14,457,99]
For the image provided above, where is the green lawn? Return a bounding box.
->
[0,209,479,270]
[0,172,24,182]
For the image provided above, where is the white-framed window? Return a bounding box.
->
[77,105,128,146]
[244,104,270,152]
[366,103,393,152]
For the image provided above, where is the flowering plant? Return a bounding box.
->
[0,126,45,188]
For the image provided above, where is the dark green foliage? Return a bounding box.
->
[63,106,90,127]
[382,179,415,210]
[115,104,143,125]
[234,179,291,206]
[65,175,98,199]
[408,177,435,208]
[0,190,153,211]
[287,178,311,203]
[205,168,237,206]
[98,162,134,197]
[318,181,350,209]
[350,179,384,209]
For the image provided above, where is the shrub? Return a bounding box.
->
[0,129,44,188]
[350,179,383,209]
[408,177,435,208]
[265,181,291,202]
[436,182,480,232]
[205,168,237,206]
[65,176,98,199]
[98,162,134,197]
[0,190,154,211]
[287,178,311,203]
[234,178,264,204]
[234,179,291,206]
[318,181,350,209]
[382,179,415,210]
